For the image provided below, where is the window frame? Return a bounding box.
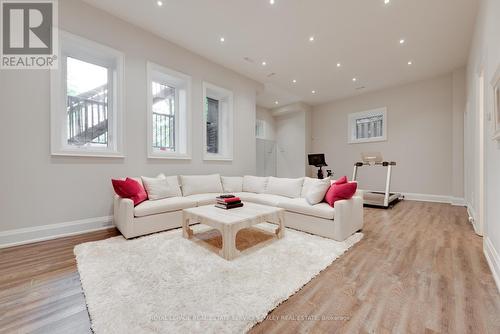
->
[202,81,234,161]
[50,31,124,158]
[147,62,191,159]
[348,107,387,144]
[255,119,266,139]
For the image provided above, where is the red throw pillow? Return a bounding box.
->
[324,180,357,207]
[335,176,348,185]
[112,178,148,206]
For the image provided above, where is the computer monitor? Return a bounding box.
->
[308,154,327,167]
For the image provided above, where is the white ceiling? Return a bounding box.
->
[82,0,479,109]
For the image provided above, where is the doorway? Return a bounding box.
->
[256,138,277,177]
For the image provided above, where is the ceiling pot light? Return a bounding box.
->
[399,39,405,44]
[219,37,225,43]
[311,90,316,94]
[270,0,275,4]
[336,63,341,68]
[352,77,357,82]
[274,101,279,105]
[384,0,390,4]
[261,61,267,66]
[309,36,315,42]
[408,60,413,65]
[156,0,163,7]
[292,79,297,83]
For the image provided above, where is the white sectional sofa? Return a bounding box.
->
[113,175,364,241]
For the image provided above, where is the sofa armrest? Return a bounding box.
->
[113,195,134,238]
[332,195,364,241]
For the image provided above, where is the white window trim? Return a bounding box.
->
[348,107,387,144]
[146,62,192,159]
[202,81,234,161]
[50,31,124,158]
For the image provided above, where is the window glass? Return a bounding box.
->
[152,82,176,151]
[66,57,109,147]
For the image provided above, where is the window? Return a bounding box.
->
[206,97,219,153]
[348,108,387,144]
[147,62,191,159]
[255,119,265,139]
[203,82,233,160]
[51,32,124,157]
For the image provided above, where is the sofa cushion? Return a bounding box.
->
[112,178,148,206]
[305,178,331,205]
[235,192,287,207]
[185,193,221,206]
[325,181,358,207]
[180,174,223,196]
[265,177,304,198]
[279,198,335,220]
[141,175,180,200]
[134,197,196,217]
[301,177,329,197]
[221,176,243,193]
[242,176,268,193]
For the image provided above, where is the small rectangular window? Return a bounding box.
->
[51,31,124,157]
[255,119,265,139]
[147,62,191,159]
[203,82,233,161]
[206,97,219,154]
[348,108,387,144]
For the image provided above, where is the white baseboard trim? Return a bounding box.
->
[484,237,500,293]
[0,216,114,249]
[450,197,467,206]
[401,192,466,206]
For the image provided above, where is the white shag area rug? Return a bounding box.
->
[74,223,362,334]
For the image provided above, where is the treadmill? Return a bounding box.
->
[352,152,403,208]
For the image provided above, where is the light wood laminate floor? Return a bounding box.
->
[1,201,499,333]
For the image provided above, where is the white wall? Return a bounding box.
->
[312,72,465,198]
[272,103,312,178]
[256,107,275,141]
[464,0,500,290]
[0,0,260,233]
[452,69,466,201]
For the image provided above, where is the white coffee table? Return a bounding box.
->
[182,202,285,260]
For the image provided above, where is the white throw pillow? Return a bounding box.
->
[242,176,268,193]
[180,174,223,196]
[305,178,331,205]
[265,177,304,198]
[141,174,181,200]
[301,177,327,197]
[221,176,243,193]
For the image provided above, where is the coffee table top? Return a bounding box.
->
[183,202,284,225]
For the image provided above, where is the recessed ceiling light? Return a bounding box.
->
[399,39,405,44]
[219,37,225,43]
[292,79,297,83]
[270,0,275,4]
[384,0,390,4]
[156,0,163,7]
[408,60,413,65]
[336,63,341,68]
[311,90,316,94]
[274,101,279,105]
[309,36,315,42]
[352,77,357,82]
[261,61,267,66]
